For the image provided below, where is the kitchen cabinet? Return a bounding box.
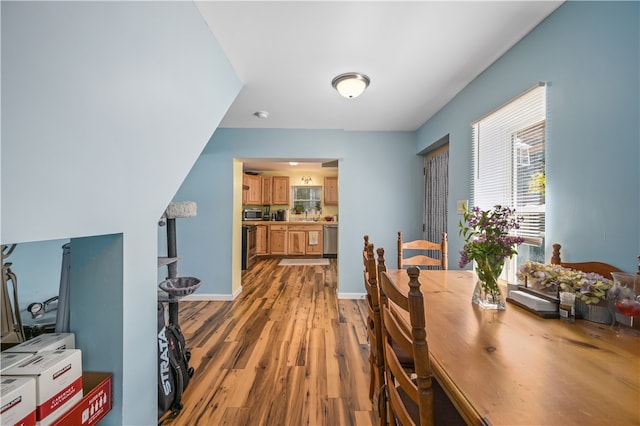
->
[272,176,290,205]
[324,176,338,205]
[304,225,323,255]
[288,230,306,255]
[256,225,268,255]
[243,174,262,205]
[269,225,288,255]
[288,224,323,255]
[262,176,272,205]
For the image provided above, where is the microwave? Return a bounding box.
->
[243,209,262,220]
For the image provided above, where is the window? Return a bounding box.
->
[471,83,547,283]
[291,186,322,214]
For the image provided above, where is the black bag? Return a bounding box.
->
[158,302,194,421]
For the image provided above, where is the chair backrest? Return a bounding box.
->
[379,266,434,426]
[398,231,448,270]
[551,243,623,279]
[363,239,383,366]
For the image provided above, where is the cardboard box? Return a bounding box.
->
[3,334,75,355]
[1,353,34,374]
[3,350,83,426]
[0,376,37,426]
[51,372,112,426]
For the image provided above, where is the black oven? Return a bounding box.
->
[242,225,257,270]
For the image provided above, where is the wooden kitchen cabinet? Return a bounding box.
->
[272,176,290,205]
[262,176,272,205]
[269,225,288,255]
[287,230,306,255]
[256,225,268,255]
[243,174,262,205]
[305,227,323,255]
[324,176,338,205]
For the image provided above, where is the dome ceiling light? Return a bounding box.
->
[331,72,370,99]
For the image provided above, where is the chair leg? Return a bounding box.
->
[369,355,375,400]
[378,382,388,426]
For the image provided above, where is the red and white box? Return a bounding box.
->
[3,350,83,426]
[1,353,34,374]
[3,334,75,355]
[52,372,112,426]
[0,376,36,426]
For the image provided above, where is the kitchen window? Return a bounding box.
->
[471,83,547,283]
[291,186,322,214]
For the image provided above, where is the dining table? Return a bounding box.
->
[383,269,640,426]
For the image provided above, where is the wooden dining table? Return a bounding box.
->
[383,269,640,426]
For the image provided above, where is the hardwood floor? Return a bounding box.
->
[164,258,377,426]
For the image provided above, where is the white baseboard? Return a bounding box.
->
[337,292,366,300]
[180,287,243,302]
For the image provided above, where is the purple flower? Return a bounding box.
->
[458,204,525,267]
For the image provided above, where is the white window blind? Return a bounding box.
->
[471,83,547,281]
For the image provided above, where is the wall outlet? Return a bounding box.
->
[456,200,468,214]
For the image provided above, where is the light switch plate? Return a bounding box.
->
[456,200,468,214]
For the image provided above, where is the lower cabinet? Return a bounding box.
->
[256,225,268,255]
[263,224,323,256]
[288,230,306,255]
[269,225,288,255]
[305,227,323,255]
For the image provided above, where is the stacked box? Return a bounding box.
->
[3,334,75,354]
[0,376,36,426]
[51,373,112,426]
[1,353,34,374]
[3,350,82,426]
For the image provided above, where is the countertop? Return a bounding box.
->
[242,220,338,225]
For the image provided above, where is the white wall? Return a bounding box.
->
[1,2,241,424]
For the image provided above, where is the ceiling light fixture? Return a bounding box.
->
[253,111,269,119]
[331,72,370,99]
[289,162,299,166]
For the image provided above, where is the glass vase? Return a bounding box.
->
[472,256,506,310]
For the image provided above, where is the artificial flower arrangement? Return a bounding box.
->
[517,261,612,304]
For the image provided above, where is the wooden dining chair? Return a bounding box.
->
[378,267,466,426]
[379,266,435,425]
[362,236,385,422]
[397,231,448,270]
[551,243,623,279]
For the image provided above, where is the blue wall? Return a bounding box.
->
[172,128,423,297]
[1,2,241,424]
[417,1,639,272]
[3,1,638,423]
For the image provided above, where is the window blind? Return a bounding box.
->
[471,83,547,278]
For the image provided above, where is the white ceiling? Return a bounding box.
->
[196,1,563,134]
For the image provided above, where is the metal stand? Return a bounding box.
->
[1,244,26,344]
[165,217,179,326]
[55,243,71,333]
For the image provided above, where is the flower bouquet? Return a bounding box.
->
[459,205,524,309]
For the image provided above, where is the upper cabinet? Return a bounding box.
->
[272,176,290,205]
[324,176,338,205]
[262,176,272,205]
[243,173,262,205]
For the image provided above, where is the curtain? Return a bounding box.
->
[424,148,448,260]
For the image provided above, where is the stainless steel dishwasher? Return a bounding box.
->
[323,224,338,258]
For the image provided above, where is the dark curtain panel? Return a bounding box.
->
[424,148,448,261]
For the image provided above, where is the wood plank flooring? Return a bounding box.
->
[163,258,376,426]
